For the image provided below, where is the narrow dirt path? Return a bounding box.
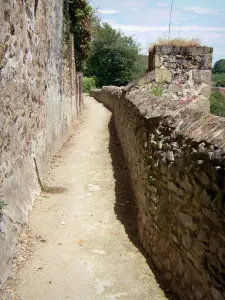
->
[3,96,167,300]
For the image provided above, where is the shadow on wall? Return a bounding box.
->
[107,115,179,300]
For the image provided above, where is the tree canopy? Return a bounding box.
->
[210,91,225,117]
[215,78,225,87]
[212,59,225,74]
[85,23,146,87]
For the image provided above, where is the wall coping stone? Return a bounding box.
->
[153,45,213,56]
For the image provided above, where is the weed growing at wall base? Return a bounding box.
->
[150,82,164,97]
[0,200,7,212]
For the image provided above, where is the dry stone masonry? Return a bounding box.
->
[91,46,225,300]
[133,46,213,113]
[0,0,78,284]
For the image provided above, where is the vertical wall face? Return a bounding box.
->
[148,46,213,113]
[91,86,225,300]
[0,0,77,283]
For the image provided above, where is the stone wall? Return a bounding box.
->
[91,86,225,300]
[0,0,78,284]
[132,46,213,113]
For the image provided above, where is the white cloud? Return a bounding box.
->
[157,2,168,7]
[148,8,170,14]
[98,9,120,14]
[185,7,220,15]
[128,7,138,12]
[121,1,147,8]
[108,22,225,33]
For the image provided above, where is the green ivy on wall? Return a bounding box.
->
[63,0,92,72]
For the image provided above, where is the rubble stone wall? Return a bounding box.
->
[91,86,225,300]
[135,46,213,113]
[0,0,77,284]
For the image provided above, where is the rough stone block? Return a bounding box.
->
[211,287,224,300]
[155,54,162,68]
[165,62,177,69]
[178,212,198,231]
[168,84,182,94]
[155,68,172,83]
[192,70,212,84]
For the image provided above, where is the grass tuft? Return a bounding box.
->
[149,37,202,50]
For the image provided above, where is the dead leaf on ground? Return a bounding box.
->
[76,240,86,246]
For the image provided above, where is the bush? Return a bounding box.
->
[85,23,145,87]
[212,73,225,87]
[215,79,225,87]
[83,77,96,93]
[210,91,225,117]
[213,59,225,74]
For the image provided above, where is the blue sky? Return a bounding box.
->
[89,0,225,65]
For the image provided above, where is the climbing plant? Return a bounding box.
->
[63,0,93,72]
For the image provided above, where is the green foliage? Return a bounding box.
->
[213,59,225,74]
[212,73,225,86]
[210,92,225,117]
[212,73,225,87]
[0,200,7,211]
[150,82,164,97]
[83,77,96,92]
[63,0,94,71]
[85,23,146,87]
[215,79,225,87]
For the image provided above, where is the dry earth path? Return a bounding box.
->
[2,96,168,300]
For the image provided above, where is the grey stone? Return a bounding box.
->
[178,176,192,192]
[178,212,198,231]
[171,142,178,149]
[157,141,162,149]
[195,171,210,186]
[155,68,172,83]
[165,62,177,69]
[211,287,224,300]
[167,151,174,161]
[181,229,192,248]
[198,190,211,207]
[168,181,184,195]
[168,84,182,94]
[192,70,212,84]
[155,54,162,68]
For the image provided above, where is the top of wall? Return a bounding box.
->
[151,45,213,56]
[92,86,225,151]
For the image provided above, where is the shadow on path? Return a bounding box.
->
[108,115,179,300]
